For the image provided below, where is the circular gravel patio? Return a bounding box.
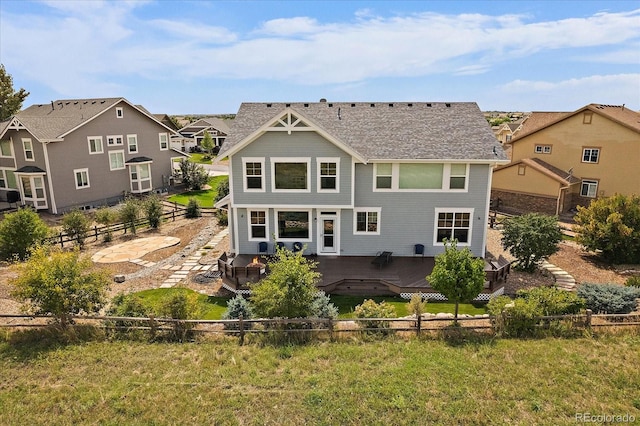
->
[91,236,180,263]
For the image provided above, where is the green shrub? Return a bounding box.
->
[61,209,91,248]
[94,207,117,242]
[516,286,585,316]
[354,299,396,332]
[144,195,164,229]
[120,198,140,234]
[574,194,640,264]
[222,295,253,330]
[310,291,339,319]
[487,296,541,338]
[157,292,201,341]
[407,294,428,317]
[215,209,228,226]
[625,276,640,288]
[0,207,49,260]
[107,294,151,337]
[577,283,640,314]
[185,198,201,218]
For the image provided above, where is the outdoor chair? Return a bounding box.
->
[276,241,286,251]
[258,241,268,255]
[293,242,303,252]
[414,244,425,260]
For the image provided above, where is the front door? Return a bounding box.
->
[318,212,339,255]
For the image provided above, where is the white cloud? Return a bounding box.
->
[148,19,237,44]
[257,17,323,36]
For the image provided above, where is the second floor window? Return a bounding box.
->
[88,136,103,154]
[22,139,34,161]
[127,134,138,153]
[244,160,264,191]
[318,159,338,191]
[582,148,599,163]
[0,140,13,158]
[159,133,169,150]
[535,145,552,154]
[109,150,125,171]
[107,135,123,146]
[273,159,309,191]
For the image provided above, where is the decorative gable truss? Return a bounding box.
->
[6,117,27,131]
[268,111,313,134]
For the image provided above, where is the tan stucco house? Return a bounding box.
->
[0,98,188,214]
[491,104,640,215]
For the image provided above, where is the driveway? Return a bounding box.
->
[203,163,229,177]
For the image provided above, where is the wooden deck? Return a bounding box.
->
[221,253,506,299]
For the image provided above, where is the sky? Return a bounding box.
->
[1,0,639,114]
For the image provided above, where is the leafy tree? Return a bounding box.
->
[0,207,49,260]
[94,207,117,242]
[214,177,229,204]
[144,194,164,229]
[426,239,485,323]
[0,64,30,120]
[250,245,321,318]
[11,246,110,327]
[61,209,91,248]
[501,213,563,271]
[178,159,209,190]
[120,197,140,234]
[574,194,640,264]
[201,130,214,157]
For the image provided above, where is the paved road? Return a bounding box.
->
[203,163,229,177]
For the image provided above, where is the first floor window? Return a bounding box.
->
[436,211,471,244]
[581,180,598,198]
[0,169,17,189]
[249,210,267,240]
[355,209,380,234]
[277,211,309,239]
[74,169,90,189]
[109,151,125,170]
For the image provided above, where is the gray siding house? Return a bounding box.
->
[0,98,187,214]
[217,101,509,264]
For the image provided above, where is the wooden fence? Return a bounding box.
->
[2,311,639,344]
[46,205,218,248]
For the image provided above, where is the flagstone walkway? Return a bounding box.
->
[91,236,180,264]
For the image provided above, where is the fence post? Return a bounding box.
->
[94,225,98,241]
[172,210,175,222]
[174,201,178,211]
[585,309,592,328]
[328,318,334,342]
[238,314,245,346]
[149,314,157,340]
[59,232,63,248]
[416,315,422,336]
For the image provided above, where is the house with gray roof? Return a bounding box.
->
[216,101,509,295]
[0,98,188,214]
[173,117,231,152]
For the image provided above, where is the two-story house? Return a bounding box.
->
[215,101,509,296]
[172,117,230,152]
[491,104,640,216]
[0,98,188,214]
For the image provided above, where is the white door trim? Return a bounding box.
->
[317,210,340,255]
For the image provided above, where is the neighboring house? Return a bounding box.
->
[172,117,231,152]
[492,104,640,216]
[0,98,188,214]
[217,101,508,278]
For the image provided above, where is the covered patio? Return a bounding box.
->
[219,252,507,301]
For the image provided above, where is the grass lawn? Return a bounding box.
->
[1,333,638,424]
[131,288,229,320]
[167,175,227,208]
[330,295,486,318]
[173,153,213,164]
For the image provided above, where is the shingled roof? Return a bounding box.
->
[1,98,175,142]
[219,102,507,162]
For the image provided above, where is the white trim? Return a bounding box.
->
[581,147,600,164]
[433,208,474,246]
[317,211,340,255]
[247,209,269,242]
[107,135,123,146]
[234,203,352,209]
[0,138,14,159]
[22,138,35,162]
[580,180,598,198]
[271,157,311,193]
[108,150,126,171]
[87,136,103,154]
[0,167,17,190]
[41,142,58,214]
[127,134,138,154]
[17,174,48,209]
[74,168,90,189]
[373,162,469,192]
[232,206,239,255]
[159,132,169,151]
[274,208,313,242]
[242,157,265,192]
[128,163,153,193]
[369,158,509,165]
[353,207,381,235]
[116,107,124,118]
[316,157,340,193]
[220,107,368,163]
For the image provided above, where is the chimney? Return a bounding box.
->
[51,101,54,110]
